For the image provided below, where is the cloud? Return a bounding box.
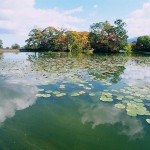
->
[63,6,83,15]
[93,4,98,9]
[0,0,85,46]
[0,77,37,126]
[125,2,150,38]
[79,102,144,137]
[121,59,150,86]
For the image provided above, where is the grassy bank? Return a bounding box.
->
[0,49,19,53]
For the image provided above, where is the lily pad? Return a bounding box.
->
[100,96,113,102]
[78,91,85,95]
[115,104,125,109]
[146,119,150,124]
[59,85,65,89]
[45,90,53,93]
[38,89,44,92]
[116,95,124,100]
[36,94,51,98]
[89,93,95,96]
[56,93,66,97]
[71,92,80,97]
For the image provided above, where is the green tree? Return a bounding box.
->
[25,28,43,49]
[114,19,128,50]
[89,19,128,53]
[0,40,3,49]
[11,43,20,49]
[41,26,60,51]
[123,43,132,53]
[133,36,150,52]
[25,26,91,52]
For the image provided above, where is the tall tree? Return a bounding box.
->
[89,19,128,52]
[25,28,43,49]
[114,19,128,50]
[0,40,3,49]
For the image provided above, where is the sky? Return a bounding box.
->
[0,0,150,47]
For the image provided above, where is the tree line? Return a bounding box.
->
[0,19,150,52]
[0,41,20,49]
[25,19,129,53]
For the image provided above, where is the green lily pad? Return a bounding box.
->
[71,92,80,97]
[38,89,44,92]
[36,94,51,98]
[56,93,66,97]
[125,95,134,99]
[59,85,65,89]
[53,91,60,95]
[85,87,92,90]
[100,96,113,102]
[78,91,85,95]
[89,93,95,96]
[146,119,150,124]
[45,90,53,93]
[133,99,143,103]
[116,95,124,100]
[115,104,125,109]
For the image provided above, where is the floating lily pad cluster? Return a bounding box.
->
[98,82,150,123]
[36,89,67,98]
[0,52,150,124]
[100,92,113,102]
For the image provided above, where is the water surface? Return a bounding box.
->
[0,52,150,150]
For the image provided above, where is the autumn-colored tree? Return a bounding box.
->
[25,26,91,52]
[66,31,91,52]
[89,19,128,52]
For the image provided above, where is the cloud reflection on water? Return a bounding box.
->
[121,59,150,86]
[79,102,144,138]
[0,77,37,126]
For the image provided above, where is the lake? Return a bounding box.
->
[0,52,150,150]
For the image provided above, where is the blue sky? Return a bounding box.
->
[0,0,150,47]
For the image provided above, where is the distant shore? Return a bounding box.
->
[0,49,19,53]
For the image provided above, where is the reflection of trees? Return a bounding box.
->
[27,52,129,83]
[88,54,129,83]
[28,52,91,61]
[130,54,150,66]
[0,53,3,60]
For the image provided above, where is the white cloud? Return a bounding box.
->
[0,77,37,125]
[93,4,98,9]
[63,6,83,15]
[125,2,150,38]
[0,0,85,47]
[79,102,144,137]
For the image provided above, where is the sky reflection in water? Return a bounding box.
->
[0,52,150,143]
[0,76,37,125]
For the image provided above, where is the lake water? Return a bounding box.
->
[0,52,150,150]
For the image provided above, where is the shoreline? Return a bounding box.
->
[0,49,19,53]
